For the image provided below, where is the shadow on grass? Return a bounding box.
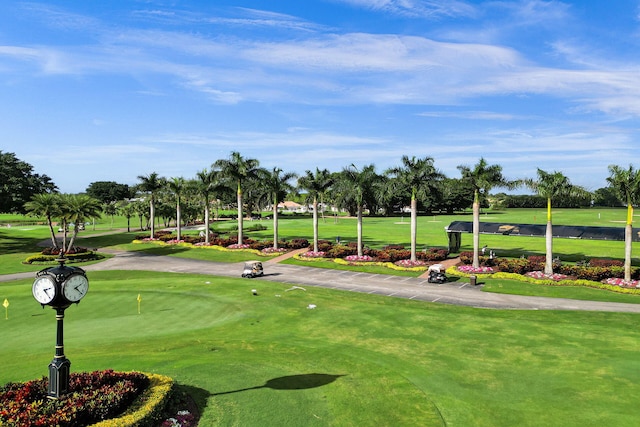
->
[212,373,346,396]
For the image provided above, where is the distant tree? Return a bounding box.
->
[606,164,640,281]
[439,178,474,214]
[335,164,382,256]
[116,200,135,232]
[523,169,589,274]
[593,187,622,207]
[136,172,166,239]
[167,177,186,241]
[194,168,228,245]
[298,168,334,252]
[85,181,132,204]
[457,158,513,268]
[214,152,260,245]
[386,156,443,262]
[102,201,118,229]
[24,193,62,249]
[0,151,57,213]
[260,167,297,250]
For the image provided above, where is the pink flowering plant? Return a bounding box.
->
[301,251,326,258]
[601,277,640,289]
[227,243,251,249]
[395,259,427,268]
[457,265,494,274]
[345,255,374,262]
[525,271,569,281]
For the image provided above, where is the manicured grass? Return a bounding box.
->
[1,271,638,426]
[480,278,640,304]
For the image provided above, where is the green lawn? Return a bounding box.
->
[1,271,638,426]
[2,210,640,425]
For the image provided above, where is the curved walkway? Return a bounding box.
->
[4,249,640,313]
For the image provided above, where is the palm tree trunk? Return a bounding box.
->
[624,204,633,281]
[313,198,319,253]
[150,199,155,239]
[237,184,243,245]
[176,201,182,241]
[204,201,211,245]
[545,198,553,275]
[357,204,363,257]
[410,197,417,262]
[47,215,58,249]
[273,201,279,250]
[472,191,480,268]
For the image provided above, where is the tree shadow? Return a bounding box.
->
[212,373,346,396]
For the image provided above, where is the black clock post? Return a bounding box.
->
[32,254,89,399]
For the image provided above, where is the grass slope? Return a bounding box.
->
[2,271,639,426]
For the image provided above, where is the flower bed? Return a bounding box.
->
[601,277,640,289]
[300,251,326,258]
[344,255,374,262]
[0,370,174,427]
[524,271,569,281]
[457,265,494,274]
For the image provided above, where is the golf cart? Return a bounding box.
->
[242,261,264,278]
[427,264,447,284]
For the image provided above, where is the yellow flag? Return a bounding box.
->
[2,299,8,308]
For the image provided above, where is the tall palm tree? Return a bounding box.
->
[62,194,102,251]
[137,172,166,239]
[457,158,512,268]
[194,168,227,245]
[214,152,260,245]
[386,156,443,262]
[167,177,186,242]
[336,164,382,256]
[524,169,589,274]
[298,168,334,253]
[260,167,297,250]
[606,164,640,281]
[24,193,61,249]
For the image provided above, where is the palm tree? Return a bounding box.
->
[524,169,589,274]
[167,177,186,242]
[457,158,512,268]
[116,200,135,232]
[62,194,102,251]
[386,156,443,262]
[214,152,260,245]
[298,168,334,252]
[24,193,61,249]
[606,164,640,281]
[194,168,227,245]
[336,164,381,256]
[137,172,166,239]
[260,167,297,250]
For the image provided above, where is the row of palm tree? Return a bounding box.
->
[135,153,640,278]
[24,151,640,279]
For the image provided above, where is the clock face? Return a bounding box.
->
[62,274,89,302]
[33,275,57,305]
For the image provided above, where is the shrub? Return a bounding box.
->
[417,248,448,262]
[496,258,529,275]
[0,370,154,427]
[327,244,357,258]
[589,258,624,267]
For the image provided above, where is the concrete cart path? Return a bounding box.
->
[4,250,639,313]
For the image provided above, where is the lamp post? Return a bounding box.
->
[32,254,89,399]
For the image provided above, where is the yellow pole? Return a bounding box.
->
[3,298,8,320]
[137,294,142,314]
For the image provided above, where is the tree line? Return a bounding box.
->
[5,150,640,279]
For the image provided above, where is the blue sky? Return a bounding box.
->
[1,0,640,194]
